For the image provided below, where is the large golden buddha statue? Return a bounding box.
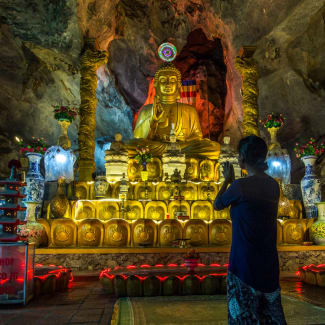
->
[128,63,220,160]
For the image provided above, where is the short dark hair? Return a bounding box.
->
[238,135,268,171]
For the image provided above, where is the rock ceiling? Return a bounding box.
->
[0,0,324,181]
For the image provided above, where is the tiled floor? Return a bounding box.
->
[0,281,115,325]
[0,275,324,325]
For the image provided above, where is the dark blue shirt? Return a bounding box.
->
[214,175,280,293]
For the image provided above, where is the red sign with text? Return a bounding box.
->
[0,243,34,304]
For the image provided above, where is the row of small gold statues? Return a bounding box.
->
[37,217,313,248]
[51,199,229,221]
[128,158,219,182]
[48,196,304,221]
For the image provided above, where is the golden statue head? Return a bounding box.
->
[154,63,182,101]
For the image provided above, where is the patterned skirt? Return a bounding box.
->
[227,271,287,325]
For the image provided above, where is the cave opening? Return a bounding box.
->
[174,28,227,141]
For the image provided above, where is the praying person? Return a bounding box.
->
[214,135,287,324]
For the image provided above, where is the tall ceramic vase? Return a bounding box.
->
[310,202,325,245]
[25,152,45,218]
[57,119,71,150]
[18,201,45,247]
[301,155,321,219]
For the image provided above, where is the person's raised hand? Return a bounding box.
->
[222,161,235,184]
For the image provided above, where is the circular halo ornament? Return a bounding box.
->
[158,43,177,62]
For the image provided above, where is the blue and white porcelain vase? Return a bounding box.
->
[300,155,321,218]
[24,153,45,218]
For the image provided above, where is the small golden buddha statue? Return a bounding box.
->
[128,63,220,160]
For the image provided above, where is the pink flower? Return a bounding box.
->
[29,148,34,152]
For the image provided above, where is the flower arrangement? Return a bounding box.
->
[134,146,152,167]
[260,113,285,128]
[16,136,48,155]
[53,105,78,122]
[294,137,325,159]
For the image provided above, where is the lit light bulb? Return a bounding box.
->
[272,161,281,168]
[55,153,67,163]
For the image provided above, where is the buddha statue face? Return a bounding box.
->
[154,63,182,103]
[157,72,178,96]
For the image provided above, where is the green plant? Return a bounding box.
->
[294,137,325,158]
[16,136,48,155]
[134,146,152,165]
[53,105,78,122]
[260,113,285,128]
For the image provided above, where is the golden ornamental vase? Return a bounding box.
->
[267,127,281,151]
[57,119,71,150]
[50,177,69,218]
[140,171,148,182]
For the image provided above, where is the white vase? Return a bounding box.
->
[310,202,325,245]
[18,201,45,247]
[24,152,45,219]
[301,155,321,218]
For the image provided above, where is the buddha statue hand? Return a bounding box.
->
[152,96,165,122]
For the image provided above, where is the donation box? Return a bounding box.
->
[0,242,35,304]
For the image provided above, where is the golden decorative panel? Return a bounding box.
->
[37,219,50,247]
[132,219,157,247]
[214,208,230,219]
[158,220,183,247]
[282,219,306,244]
[128,159,141,182]
[97,201,120,220]
[156,182,172,201]
[134,183,155,200]
[145,201,167,220]
[168,201,190,219]
[214,163,220,182]
[183,219,208,246]
[191,201,213,221]
[74,182,89,200]
[50,219,77,247]
[289,200,303,219]
[277,220,283,244]
[147,158,162,181]
[124,201,144,220]
[180,183,198,201]
[104,219,130,247]
[209,219,232,246]
[199,160,215,181]
[198,182,219,201]
[111,182,120,199]
[77,219,104,247]
[73,200,96,220]
[185,158,199,180]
